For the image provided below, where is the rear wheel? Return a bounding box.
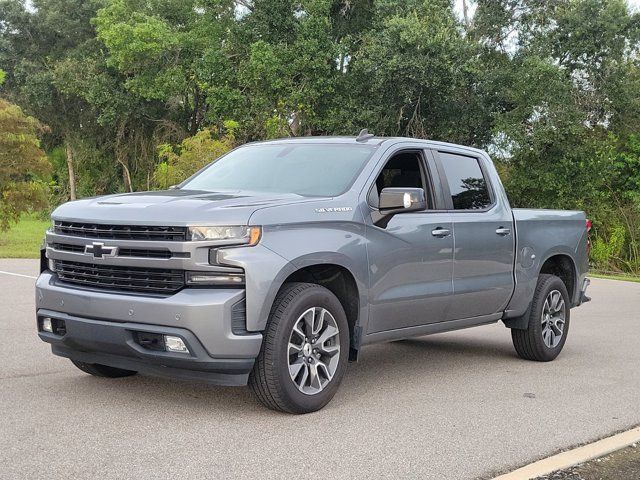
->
[249,282,349,413]
[511,274,571,362]
[71,360,137,378]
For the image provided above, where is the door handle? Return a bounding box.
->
[431,228,451,238]
[495,227,511,236]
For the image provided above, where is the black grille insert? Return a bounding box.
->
[231,299,248,335]
[51,243,84,253]
[54,221,188,241]
[118,248,173,259]
[51,243,174,259]
[53,260,184,295]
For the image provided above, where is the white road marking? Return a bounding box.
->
[0,270,37,280]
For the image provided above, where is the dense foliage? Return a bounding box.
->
[0,70,50,229]
[0,0,639,272]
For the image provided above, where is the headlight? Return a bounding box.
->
[188,226,261,245]
[185,271,245,286]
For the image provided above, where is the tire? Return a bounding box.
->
[511,274,571,362]
[249,282,350,414]
[71,360,138,378]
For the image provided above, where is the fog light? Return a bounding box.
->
[42,317,53,333]
[164,335,189,353]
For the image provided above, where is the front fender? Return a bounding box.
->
[262,224,370,331]
[221,222,370,332]
[217,244,296,332]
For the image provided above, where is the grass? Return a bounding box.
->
[0,214,49,258]
[591,271,640,283]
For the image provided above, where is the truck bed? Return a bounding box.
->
[505,208,589,318]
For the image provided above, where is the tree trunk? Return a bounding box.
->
[116,121,133,192]
[118,157,133,192]
[462,0,469,28]
[65,142,77,201]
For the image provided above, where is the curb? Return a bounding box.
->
[493,426,640,480]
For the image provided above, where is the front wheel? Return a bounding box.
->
[511,274,571,362]
[249,282,350,414]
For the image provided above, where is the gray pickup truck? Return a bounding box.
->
[36,133,590,413]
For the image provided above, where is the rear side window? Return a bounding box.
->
[439,152,491,210]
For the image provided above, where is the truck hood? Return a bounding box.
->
[52,189,324,225]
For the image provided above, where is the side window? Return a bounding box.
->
[370,151,431,208]
[438,152,491,210]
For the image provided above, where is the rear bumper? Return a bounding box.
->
[36,271,263,385]
[576,277,591,306]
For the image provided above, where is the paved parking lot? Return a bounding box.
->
[1,259,639,479]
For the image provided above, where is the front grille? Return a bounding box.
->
[51,243,174,259]
[54,221,188,241]
[53,260,184,295]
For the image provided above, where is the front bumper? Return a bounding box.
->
[36,271,263,385]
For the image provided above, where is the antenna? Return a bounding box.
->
[356,128,375,142]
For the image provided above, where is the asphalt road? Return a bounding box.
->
[1,259,639,480]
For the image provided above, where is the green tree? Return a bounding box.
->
[0,95,50,229]
[154,122,238,189]
[0,0,105,200]
[337,0,486,143]
[474,0,640,272]
[94,0,237,134]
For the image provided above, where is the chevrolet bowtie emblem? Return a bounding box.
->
[84,242,118,259]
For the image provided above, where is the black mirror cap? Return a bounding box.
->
[379,187,427,214]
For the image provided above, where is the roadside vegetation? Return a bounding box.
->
[0,214,49,258]
[590,272,640,284]
[0,0,640,273]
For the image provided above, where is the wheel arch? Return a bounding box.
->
[538,253,578,303]
[505,252,578,330]
[279,263,362,360]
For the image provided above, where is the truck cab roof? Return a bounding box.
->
[246,135,488,157]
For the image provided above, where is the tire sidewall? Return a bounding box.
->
[531,276,571,361]
[272,286,350,413]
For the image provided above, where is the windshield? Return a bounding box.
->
[181,143,376,197]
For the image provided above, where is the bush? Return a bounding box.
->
[153,122,238,190]
[591,225,626,271]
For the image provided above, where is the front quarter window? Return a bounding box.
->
[182,143,376,197]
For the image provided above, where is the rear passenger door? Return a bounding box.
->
[433,150,515,320]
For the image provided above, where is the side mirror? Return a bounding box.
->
[379,187,426,215]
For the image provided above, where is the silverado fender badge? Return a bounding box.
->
[315,207,353,213]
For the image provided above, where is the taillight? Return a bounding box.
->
[586,219,592,232]
[586,218,592,255]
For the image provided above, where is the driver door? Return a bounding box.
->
[365,148,454,334]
